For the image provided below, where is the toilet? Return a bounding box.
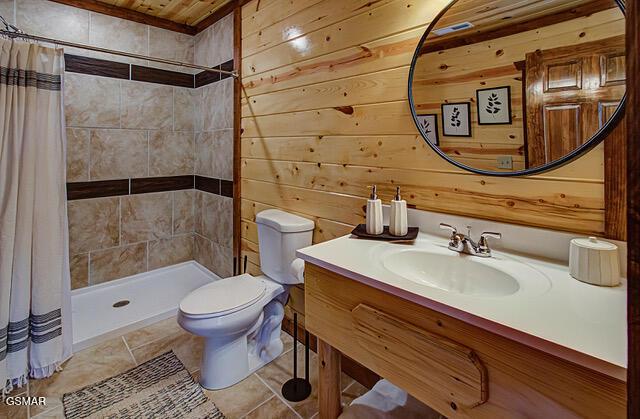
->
[178,209,314,390]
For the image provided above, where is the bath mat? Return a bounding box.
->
[62,351,225,419]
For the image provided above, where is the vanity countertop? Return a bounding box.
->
[297,232,627,380]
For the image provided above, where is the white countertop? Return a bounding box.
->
[297,232,627,380]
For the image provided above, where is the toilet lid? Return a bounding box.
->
[180,274,267,316]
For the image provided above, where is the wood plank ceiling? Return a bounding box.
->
[96,0,233,26]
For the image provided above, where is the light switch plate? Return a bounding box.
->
[497,156,513,169]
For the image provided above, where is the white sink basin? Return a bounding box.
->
[375,245,551,298]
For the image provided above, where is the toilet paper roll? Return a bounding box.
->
[289,258,305,283]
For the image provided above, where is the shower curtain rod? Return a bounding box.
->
[0,29,238,78]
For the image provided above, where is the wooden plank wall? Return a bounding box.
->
[239,0,615,291]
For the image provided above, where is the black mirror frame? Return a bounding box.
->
[408,0,627,177]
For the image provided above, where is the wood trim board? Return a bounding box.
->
[605,117,627,240]
[233,5,243,262]
[195,0,240,33]
[48,0,243,35]
[420,0,617,54]
[48,0,197,35]
[627,0,639,416]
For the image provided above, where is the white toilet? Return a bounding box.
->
[178,209,314,390]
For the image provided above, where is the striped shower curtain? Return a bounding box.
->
[0,38,72,393]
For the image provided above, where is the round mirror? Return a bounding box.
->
[409,0,626,176]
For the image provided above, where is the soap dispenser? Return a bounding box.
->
[389,187,408,237]
[366,185,383,235]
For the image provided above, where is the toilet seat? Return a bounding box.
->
[179,274,267,318]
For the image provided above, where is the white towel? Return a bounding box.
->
[339,380,445,419]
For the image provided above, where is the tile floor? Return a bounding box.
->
[1,316,368,419]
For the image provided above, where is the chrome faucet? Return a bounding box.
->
[439,223,502,258]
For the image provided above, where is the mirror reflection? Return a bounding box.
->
[410,0,626,174]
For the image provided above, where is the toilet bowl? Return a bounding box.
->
[178,209,314,390]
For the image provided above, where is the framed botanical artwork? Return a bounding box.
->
[416,114,439,145]
[476,86,512,125]
[441,102,471,137]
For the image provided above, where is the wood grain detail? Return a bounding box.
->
[318,339,343,419]
[601,52,627,86]
[627,0,639,415]
[352,304,487,409]
[605,115,627,241]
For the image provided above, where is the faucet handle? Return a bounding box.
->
[478,232,502,254]
[439,223,457,236]
[480,232,502,240]
[441,223,465,252]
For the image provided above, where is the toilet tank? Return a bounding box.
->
[255,209,314,285]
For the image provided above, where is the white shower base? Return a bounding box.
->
[72,261,219,352]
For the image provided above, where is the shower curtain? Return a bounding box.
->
[0,38,73,393]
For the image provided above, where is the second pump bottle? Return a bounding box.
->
[366,185,408,237]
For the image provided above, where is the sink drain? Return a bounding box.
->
[112,300,130,308]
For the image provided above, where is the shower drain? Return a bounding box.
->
[112,300,130,308]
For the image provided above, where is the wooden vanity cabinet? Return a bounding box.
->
[304,264,626,419]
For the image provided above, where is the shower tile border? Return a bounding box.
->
[220,179,233,198]
[219,60,234,81]
[65,55,130,80]
[131,65,194,88]
[194,175,220,195]
[131,175,194,194]
[67,175,233,200]
[195,68,220,88]
[67,179,130,200]
[65,54,234,89]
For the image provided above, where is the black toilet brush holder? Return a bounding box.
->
[281,312,312,402]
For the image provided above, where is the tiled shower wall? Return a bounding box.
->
[193,13,235,279]
[0,0,234,287]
